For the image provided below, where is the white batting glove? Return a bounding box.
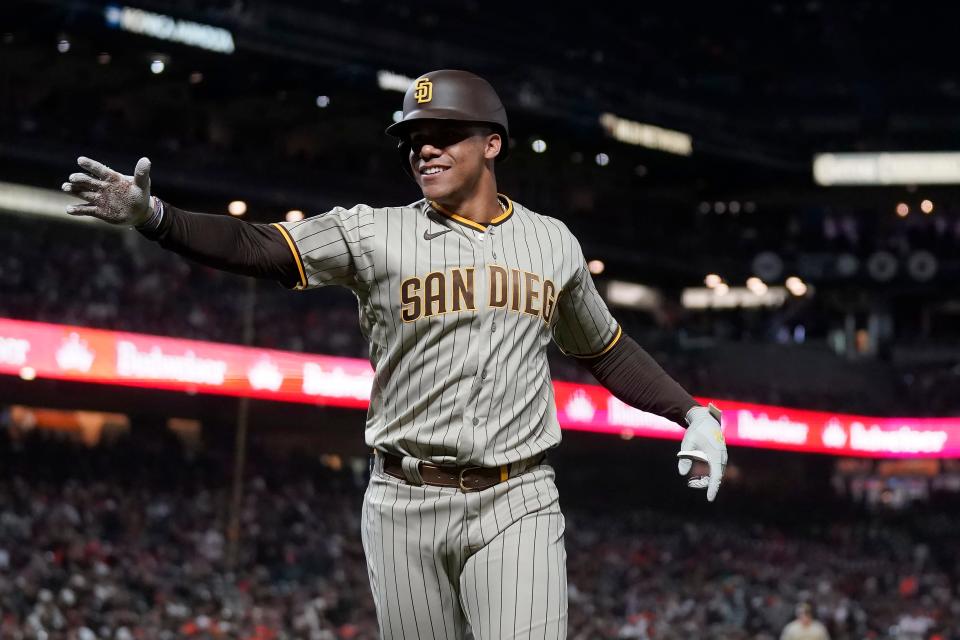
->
[677,403,727,502]
[61,156,153,226]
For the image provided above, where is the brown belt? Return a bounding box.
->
[378,451,543,492]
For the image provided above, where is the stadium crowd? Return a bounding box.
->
[0,422,957,640]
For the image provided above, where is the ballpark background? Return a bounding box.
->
[1,2,959,639]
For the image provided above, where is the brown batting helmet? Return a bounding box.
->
[385,70,510,175]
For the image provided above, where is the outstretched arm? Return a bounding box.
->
[62,156,299,287]
[136,198,300,286]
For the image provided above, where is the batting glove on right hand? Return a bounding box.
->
[677,403,727,502]
[61,156,153,226]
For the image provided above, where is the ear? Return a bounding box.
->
[483,133,502,161]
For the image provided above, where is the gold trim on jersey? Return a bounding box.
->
[490,194,514,224]
[428,194,514,231]
[431,202,486,231]
[572,324,623,359]
[272,223,307,289]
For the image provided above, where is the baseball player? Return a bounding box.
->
[61,69,727,639]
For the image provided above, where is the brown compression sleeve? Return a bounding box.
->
[137,200,301,288]
[582,333,698,427]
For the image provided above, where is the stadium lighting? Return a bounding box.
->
[316,95,330,108]
[921,199,934,214]
[531,139,547,153]
[599,113,693,156]
[704,274,722,288]
[104,6,236,54]
[150,59,165,74]
[19,366,36,381]
[606,281,661,310]
[714,202,726,214]
[896,202,909,217]
[595,153,610,166]
[57,39,70,53]
[746,277,768,295]
[587,259,605,275]
[228,200,247,216]
[0,181,103,226]
[785,276,808,296]
[285,210,304,222]
[392,110,403,123]
[729,201,741,214]
[682,286,788,309]
[377,70,414,92]
[813,152,960,186]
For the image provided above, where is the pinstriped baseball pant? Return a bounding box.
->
[361,456,568,639]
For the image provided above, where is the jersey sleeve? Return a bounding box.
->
[272,205,375,292]
[552,238,621,358]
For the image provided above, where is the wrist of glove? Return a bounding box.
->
[136,196,164,232]
[677,403,728,502]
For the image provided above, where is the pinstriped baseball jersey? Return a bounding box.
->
[274,194,620,467]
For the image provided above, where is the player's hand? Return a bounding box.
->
[61,156,153,226]
[677,403,727,502]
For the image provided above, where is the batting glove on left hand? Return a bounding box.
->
[61,156,153,226]
[677,403,727,502]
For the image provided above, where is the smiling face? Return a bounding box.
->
[406,121,502,204]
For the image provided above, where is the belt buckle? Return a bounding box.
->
[458,466,483,492]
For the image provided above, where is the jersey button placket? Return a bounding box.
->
[466,223,497,460]
[460,225,489,463]
[487,226,499,341]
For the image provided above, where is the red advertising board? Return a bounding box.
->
[2,317,957,458]
[552,384,960,459]
[0,317,372,408]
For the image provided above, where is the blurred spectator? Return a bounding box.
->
[780,603,830,640]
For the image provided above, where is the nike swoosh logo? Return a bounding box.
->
[424,228,451,240]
